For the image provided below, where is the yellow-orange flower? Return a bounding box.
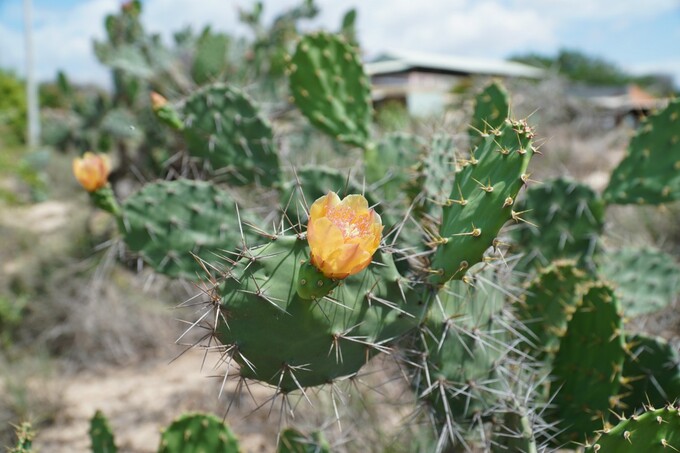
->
[307,192,383,279]
[72,152,111,192]
[150,91,167,111]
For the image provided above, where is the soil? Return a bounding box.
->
[34,349,278,452]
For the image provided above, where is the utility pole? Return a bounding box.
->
[24,0,40,149]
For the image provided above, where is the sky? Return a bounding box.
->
[0,0,679,88]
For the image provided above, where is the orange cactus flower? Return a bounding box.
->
[72,152,111,192]
[150,91,168,111]
[307,192,383,279]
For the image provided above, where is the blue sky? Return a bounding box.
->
[1,0,679,88]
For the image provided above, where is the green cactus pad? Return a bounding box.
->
[413,269,510,424]
[417,134,458,220]
[158,412,240,453]
[364,133,425,201]
[513,178,605,272]
[517,261,588,359]
[277,427,331,453]
[216,235,423,391]
[604,99,680,205]
[586,406,680,452]
[469,81,510,148]
[122,179,258,280]
[289,32,372,149]
[182,83,280,187]
[550,283,625,445]
[599,248,680,316]
[191,29,229,85]
[429,118,535,283]
[621,334,680,412]
[89,410,117,453]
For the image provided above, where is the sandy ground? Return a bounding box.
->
[34,349,279,453]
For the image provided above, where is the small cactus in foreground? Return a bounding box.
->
[89,410,117,453]
[158,413,241,453]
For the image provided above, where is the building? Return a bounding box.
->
[365,50,545,116]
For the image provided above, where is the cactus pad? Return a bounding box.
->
[89,410,117,453]
[289,32,372,148]
[621,334,680,412]
[158,412,240,453]
[599,248,680,316]
[182,84,280,187]
[412,269,511,428]
[550,282,625,444]
[513,178,605,272]
[604,99,680,205]
[277,428,331,453]
[469,81,510,148]
[429,118,535,283]
[122,179,256,279]
[586,406,680,452]
[517,260,588,358]
[364,133,425,201]
[216,235,422,391]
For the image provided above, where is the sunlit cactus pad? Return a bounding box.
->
[430,118,535,283]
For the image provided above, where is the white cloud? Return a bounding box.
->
[0,0,677,87]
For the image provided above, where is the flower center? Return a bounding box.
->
[327,205,371,239]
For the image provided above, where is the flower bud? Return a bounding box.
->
[72,152,111,192]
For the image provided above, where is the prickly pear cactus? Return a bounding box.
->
[158,413,240,453]
[280,166,383,225]
[599,248,680,316]
[513,178,605,272]
[289,32,372,149]
[122,179,257,279]
[550,282,625,445]
[277,427,331,453]
[89,410,117,453]
[9,422,35,453]
[621,334,680,412]
[417,134,458,219]
[364,132,425,201]
[429,118,535,283]
[469,81,510,148]
[411,268,512,444]
[585,405,680,452]
[491,408,538,453]
[214,234,422,390]
[516,260,587,359]
[604,99,680,205]
[182,84,280,187]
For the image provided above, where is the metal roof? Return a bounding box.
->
[366,50,545,79]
